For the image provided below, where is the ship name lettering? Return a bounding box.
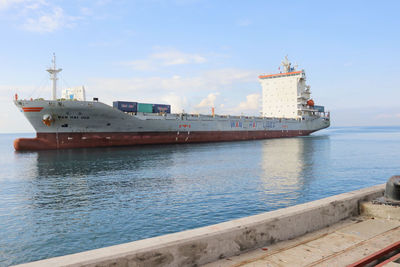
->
[263,122,275,129]
[230,121,243,128]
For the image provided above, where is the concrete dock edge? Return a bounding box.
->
[13,184,385,267]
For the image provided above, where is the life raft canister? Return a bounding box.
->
[307,99,315,106]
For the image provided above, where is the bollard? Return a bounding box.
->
[372,175,400,206]
[385,176,400,201]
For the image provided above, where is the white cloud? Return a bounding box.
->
[0,0,25,9]
[85,67,258,116]
[152,50,206,65]
[25,0,46,10]
[199,68,255,86]
[125,59,156,71]
[25,5,81,33]
[87,68,256,98]
[160,93,187,113]
[124,48,207,71]
[0,0,80,32]
[80,7,92,16]
[195,92,220,108]
[0,0,45,10]
[234,93,260,113]
[22,6,76,33]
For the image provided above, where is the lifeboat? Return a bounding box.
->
[307,99,314,107]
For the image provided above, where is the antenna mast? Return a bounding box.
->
[281,55,291,73]
[46,53,62,100]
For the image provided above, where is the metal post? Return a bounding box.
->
[46,53,62,100]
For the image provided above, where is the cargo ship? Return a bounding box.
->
[13,55,330,151]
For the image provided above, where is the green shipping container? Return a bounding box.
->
[137,103,153,113]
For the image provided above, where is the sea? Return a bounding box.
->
[1,126,400,266]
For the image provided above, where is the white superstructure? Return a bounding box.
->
[62,86,86,101]
[259,56,314,119]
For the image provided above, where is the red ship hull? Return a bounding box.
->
[14,130,314,151]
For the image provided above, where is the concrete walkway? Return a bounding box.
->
[204,215,400,267]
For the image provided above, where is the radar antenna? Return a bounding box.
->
[281,55,292,73]
[46,53,62,100]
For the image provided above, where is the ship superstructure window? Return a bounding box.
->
[61,124,68,127]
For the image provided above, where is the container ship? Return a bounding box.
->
[13,55,330,151]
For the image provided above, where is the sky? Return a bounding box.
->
[1,0,400,133]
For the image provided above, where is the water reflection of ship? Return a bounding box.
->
[34,146,175,177]
[260,135,330,206]
[26,146,177,210]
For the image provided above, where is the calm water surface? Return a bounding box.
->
[1,127,400,266]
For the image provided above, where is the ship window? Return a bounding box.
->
[107,123,111,126]
[61,124,68,127]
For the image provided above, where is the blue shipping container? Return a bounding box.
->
[314,105,325,112]
[152,104,171,113]
[113,101,137,112]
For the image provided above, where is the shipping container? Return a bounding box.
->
[314,105,325,112]
[113,101,137,113]
[152,104,171,114]
[137,103,153,113]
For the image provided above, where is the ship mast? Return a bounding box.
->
[281,56,291,73]
[46,53,62,100]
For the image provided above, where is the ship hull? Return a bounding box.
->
[14,130,315,150]
[14,100,329,151]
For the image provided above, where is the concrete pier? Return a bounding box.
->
[13,184,385,267]
[206,206,400,266]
